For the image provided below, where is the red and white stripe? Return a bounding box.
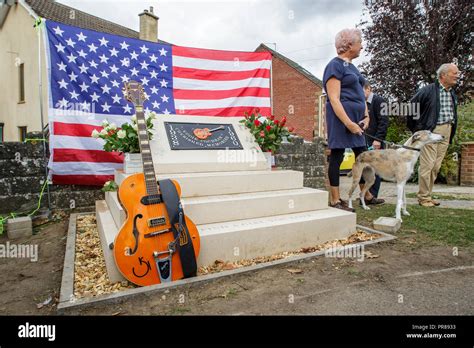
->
[171,45,271,117]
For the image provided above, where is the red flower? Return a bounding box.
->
[266,125,271,132]
[288,126,295,132]
[274,119,279,125]
[281,116,287,126]
[270,115,275,121]
[254,120,261,127]
[259,131,265,137]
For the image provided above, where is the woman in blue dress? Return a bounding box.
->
[323,28,372,212]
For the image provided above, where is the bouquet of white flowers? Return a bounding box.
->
[91,112,156,153]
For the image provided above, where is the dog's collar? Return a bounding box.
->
[364,133,420,152]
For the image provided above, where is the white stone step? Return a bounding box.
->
[95,200,356,283]
[197,208,356,266]
[115,169,304,198]
[105,187,329,228]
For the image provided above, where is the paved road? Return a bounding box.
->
[339,176,474,210]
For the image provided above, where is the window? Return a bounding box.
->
[18,126,27,142]
[19,63,25,102]
[0,123,4,143]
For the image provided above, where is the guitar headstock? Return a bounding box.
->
[123,80,146,107]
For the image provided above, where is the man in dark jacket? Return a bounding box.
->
[363,82,389,202]
[407,63,459,207]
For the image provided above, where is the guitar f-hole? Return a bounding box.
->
[130,214,143,255]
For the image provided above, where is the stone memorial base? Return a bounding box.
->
[97,169,356,283]
[95,114,357,284]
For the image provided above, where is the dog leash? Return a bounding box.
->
[363,133,420,152]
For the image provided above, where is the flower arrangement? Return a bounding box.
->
[91,112,156,153]
[239,109,294,153]
[101,180,118,192]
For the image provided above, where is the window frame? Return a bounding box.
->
[18,62,25,103]
[18,126,27,142]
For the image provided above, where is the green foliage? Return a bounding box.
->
[101,180,118,192]
[438,101,474,184]
[91,112,156,154]
[386,102,474,184]
[239,109,294,153]
[385,117,411,144]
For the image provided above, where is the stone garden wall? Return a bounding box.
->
[274,136,328,190]
[0,135,329,215]
[0,141,103,215]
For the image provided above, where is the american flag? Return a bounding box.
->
[44,20,272,185]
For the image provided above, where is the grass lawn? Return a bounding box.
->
[355,204,474,248]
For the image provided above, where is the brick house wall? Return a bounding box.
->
[255,45,323,141]
[460,142,474,186]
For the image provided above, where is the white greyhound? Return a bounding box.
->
[347,130,445,221]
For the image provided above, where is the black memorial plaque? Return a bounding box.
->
[164,122,243,150]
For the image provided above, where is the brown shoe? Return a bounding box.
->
[419,200,435,207]
[431,199,441,206]
[361,197,385,205]
[330,200,355,213]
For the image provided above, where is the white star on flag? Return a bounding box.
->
[53,26,64,36]
[101,102,111,112]
[70,90,79,100]
[68,71,78,82]
[123,104,132,113]
[58,79,68,89]
[79,82,89,92]
[120,41,129,50]
[101,84,111,94]
[90,92,100,102]
[65,38,76,47]
[88,43,98,53]
[99,37,109,46]
[57,61,67,71]
[112,94,122,104]
[159,63,167,72]
[90,74,100,84]
[57,97,68,108]
[76,32,87,42]
[109,47,119,57]
[78,63,89,74]
[55,43,65,53]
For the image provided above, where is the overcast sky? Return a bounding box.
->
[59,0,369,79]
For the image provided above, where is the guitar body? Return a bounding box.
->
[113,173,200,286]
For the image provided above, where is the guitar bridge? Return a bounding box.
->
[148,217,166,228]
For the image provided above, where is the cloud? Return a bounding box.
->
[58,0,368,80]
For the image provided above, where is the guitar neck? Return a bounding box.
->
[135,107,159,195]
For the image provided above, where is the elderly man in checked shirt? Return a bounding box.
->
[408,63,460,207]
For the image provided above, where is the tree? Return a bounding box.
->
[359,0,473,103]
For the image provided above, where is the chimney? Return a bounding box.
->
[139,6,159,43]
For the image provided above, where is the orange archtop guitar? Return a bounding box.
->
[113,81,200,286]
